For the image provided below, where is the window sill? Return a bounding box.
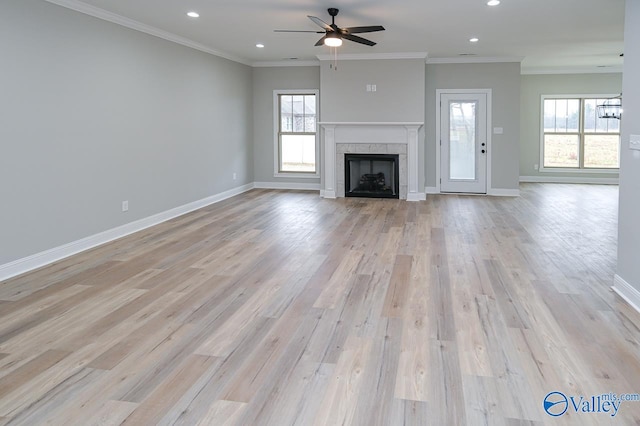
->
[274,172,320,179]
[539,167,619,174]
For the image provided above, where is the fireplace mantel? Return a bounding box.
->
[319,122,424,201]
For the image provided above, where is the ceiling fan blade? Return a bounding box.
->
[274,30,325,33]
[308,15,333,31]
[315,36,327,46]
[343,25,385,34]
[342,33,377,46]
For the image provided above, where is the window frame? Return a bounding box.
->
[540,94,621,173]
[273,89,320,178]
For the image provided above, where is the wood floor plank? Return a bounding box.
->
[381,254,413,318]
[313,336,373,426]
[0,349,70,401]
[0,185,638,424]
[87,400,139,426]
[120,354,219,425]
[313,249,364,310]
[395,255,430,401]
[195,400,246,426]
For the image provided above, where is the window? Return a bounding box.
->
[542,96,620,170]
[274,91,318,176]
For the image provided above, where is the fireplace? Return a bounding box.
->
[319,122,424,201]
[345,154,399,199]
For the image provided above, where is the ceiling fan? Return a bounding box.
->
[275,8,385,47]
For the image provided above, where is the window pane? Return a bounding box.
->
[292,96,305,132]
[304,95,316,115]
[607,116,620,132]
[544,134,579,168]
[544,100,556,132]
[567,99,579,132]
[280,95,293,132]
[304,95,316,132]
[449,101,476,180]
[304,116,316,133]
[584,99,596,132]
[281,134,316,172]
[555,99,567,132]
[595,98,609,133]
[584,134,620,168]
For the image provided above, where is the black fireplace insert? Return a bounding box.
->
[344,154,399,199]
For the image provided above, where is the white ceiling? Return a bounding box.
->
[54,0,625,72]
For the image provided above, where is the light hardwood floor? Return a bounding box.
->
[0,184,639,425]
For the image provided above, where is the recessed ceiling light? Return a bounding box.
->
[487,0,500,6]
[187,11,200,18]
[256,43,265,48]
[469,37,479,43]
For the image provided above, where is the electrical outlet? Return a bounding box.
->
[630,134,640,151]
[233,172,237,180]
[534,164,539,170]
[122,201,129,212]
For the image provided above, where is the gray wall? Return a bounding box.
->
[0,0,253,265]
[319,58,425,192]
[252,66,320,184]
[425,62,521,190]
[617,1,640,294]
[320,59,425,122]
[520,73,622,178]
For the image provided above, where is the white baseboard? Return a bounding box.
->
[422,187,519,197]
[0,183,255,282]
[520,176,619,184]
[407,192,427,202]
[488,188,520,197]
[322,190,337,199]
[613,274,640,315]
[254,182,321,191]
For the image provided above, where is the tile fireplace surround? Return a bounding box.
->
[319,122,424,201]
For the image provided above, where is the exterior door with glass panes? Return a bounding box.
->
[440,93,488,193]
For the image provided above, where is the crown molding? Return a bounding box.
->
[426,56,524,64]
[43,0,252,66]
[252,60,320,67]
[316,52,428,61]
[521,65,623,75]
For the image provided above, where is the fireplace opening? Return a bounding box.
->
[345,154,399,199]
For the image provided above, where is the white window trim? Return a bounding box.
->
[273,89,320,179]
[539,94,621,174]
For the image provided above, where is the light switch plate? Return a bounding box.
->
[630,134,640,151]
[493,127,503,134]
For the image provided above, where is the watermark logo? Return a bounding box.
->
[543,391,640,417]
[543,392,568,417]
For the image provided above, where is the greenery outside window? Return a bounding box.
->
[542,96,620,170]
[274,90,319,176]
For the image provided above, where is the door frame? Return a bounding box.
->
[435,89,492,194]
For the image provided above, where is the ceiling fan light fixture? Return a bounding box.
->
[324,33,343,47]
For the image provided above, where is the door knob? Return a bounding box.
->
[481,149,486,154]
[481,143,486,146]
